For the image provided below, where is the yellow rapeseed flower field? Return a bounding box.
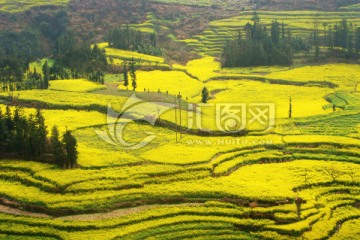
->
[119,70,204,99]
[49,79,107,92]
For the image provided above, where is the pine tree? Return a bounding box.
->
[201,87,209,104]
[123,62,129,90]
[42,61,50,89]
[51,126,65,168]
[271,20,281,45]
[355,27,360,53]
[0,108,4,149]
[35,108,47,157]
[27,114,37,157]
[312,18,321,63]
[13,107,26,155]
[340,19,349,49]
[62,130,78,169]
[281,22,285,40]
[129,58,137,91]
[5,105,14,148]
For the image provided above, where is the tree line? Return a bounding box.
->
[0,106,78,169]
[52,32,108,84]
[222,13,360,68]
[0,30,108,92]
[0,63,50,93]
[107,25,162,56]
[221,13,305,67]
[317,19,360,60]
[0,29,45,90]
[122,58,137,91]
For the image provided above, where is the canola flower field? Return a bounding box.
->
[1,55,360,239]
[1,4,360,240]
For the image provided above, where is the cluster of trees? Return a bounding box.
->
[0,30,44,89]
[0,57,25,84]
[318,19,360,59]
[222,13,305,67]
[0,30,43,68]
[0,63,50,92]
[0,106,78,169]
[0,11,107,90]
[0,29,107,91]
[52,32,107,84]
[122,58,137,91]
[107,26,162,56]
[223,13,360,67]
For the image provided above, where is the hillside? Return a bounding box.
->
[256,0,360,10]
[0,0,360,240]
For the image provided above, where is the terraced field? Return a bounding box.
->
[0,0,69,12]
[49,80,107,93]
[1,58,360,238]
[1,131,360,239]
[181,11,360,56]
[1,1,360,239]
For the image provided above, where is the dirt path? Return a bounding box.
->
[0,204,50,218]
[58,203,202,221]
[0,203,203,221]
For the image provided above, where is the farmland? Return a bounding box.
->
[0,0,69,12]
[1,0,360,239]
[1,57,359,239]
[181,11,360,56]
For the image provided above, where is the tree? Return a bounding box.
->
[251,11,260,25]
[26,114,37,157]
[0,108,5,149]
[123,62,129,90]
[129,58,137,91]
[323,167,343,182]
[35,108,47,157]
[313,20,320,63]
[42,61,50,89]
[51,126,64,167]
[271,20,281,45]
[340,19,349,49]
[355,27,360,53]
[5,105,14,150]
[295,197,306,219]
[201,87,209,104]
[63,130,78,169]
[13,107,26,155]
[281,22,285,40]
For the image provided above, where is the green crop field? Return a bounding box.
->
[0,0,69,12]
[1,0,360,239]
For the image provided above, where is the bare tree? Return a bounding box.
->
[295,197,306,219]
[354,82,359,93]
[323,167,343,182]
[302,169,310,184]
[347,168,357,182]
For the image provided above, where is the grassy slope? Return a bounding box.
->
[0,0,69,12]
